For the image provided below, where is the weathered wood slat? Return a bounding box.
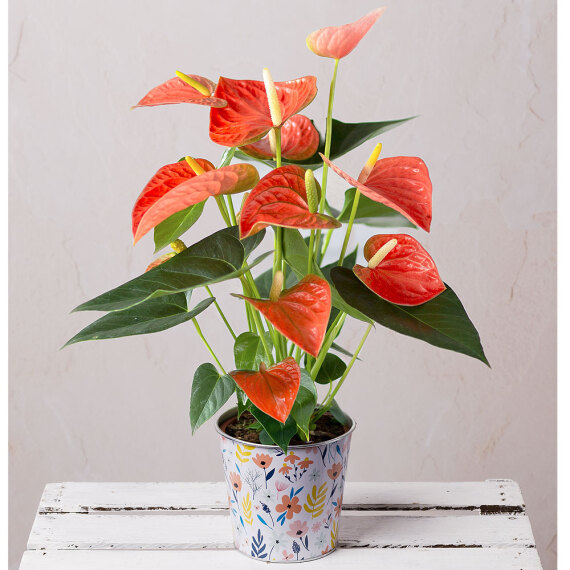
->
[38,480,524,514]
[19,548,544,570]
[28,512,536,551]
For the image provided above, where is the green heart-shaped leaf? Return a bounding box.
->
[235,116,416,170]
[190,363,235,433]
[234,332,269,370]
[250,406,298,452]
[64,296,214,347]
[314,353,346,385]
[331,267,489,366]
[73,228,270,312]
[153,201,206,253]
[290,369,317,440]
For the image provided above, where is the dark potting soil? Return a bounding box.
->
[223,411,348,445]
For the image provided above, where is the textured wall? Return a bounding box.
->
[9,0,556,568]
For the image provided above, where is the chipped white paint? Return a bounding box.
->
[19,481,543,569]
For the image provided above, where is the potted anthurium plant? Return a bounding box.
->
[66,7,488,562]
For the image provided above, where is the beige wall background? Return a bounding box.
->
[9,0,556,568]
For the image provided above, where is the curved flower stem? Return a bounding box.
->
[314,58,340,259]
[215,196,231,227]
[192,317,226,374]
[320,229,333,263]
[337,190,361,266]
[317,323,373,418]
[307,229,316,274]
[226,196,237,226]
[240,276,274,364]
[205,286,236,340]
[310,312,346,379]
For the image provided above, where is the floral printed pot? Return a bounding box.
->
[216,408,355,562]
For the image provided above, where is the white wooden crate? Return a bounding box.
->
[19,480,543,569]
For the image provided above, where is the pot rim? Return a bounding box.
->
[215,406,356,449]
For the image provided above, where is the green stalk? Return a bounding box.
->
[314,58,340,258]
[338,190,361,266]
[240,276,274,364]
[192,317,226,374]
[307,230,316,274]
[320,229,333,262]
[226,195,237,226]
[205,286,236,340]
[310,312,346,379]
[215,196,231,227]
[317,323,373,418]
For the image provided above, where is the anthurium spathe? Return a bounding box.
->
[241,115,320,161]
[239,165,341,238]
[230,358,301,423]
[209,76,318,147]
[306,7,386,59]
[132,160,259,243]
[354,233,445,306]
[235,274,331,357]
[322,153,433,232]
[134,74,227,108]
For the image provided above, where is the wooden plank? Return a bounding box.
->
[28,512,536,551]
[19,548,544,570]
[38,480,524,514]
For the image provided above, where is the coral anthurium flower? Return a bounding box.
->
[133,74,227,108]
[354,234,446,306]
[209,76,318,147]
[322,153,432,232]
[234,274,331,357]
[241,115,320,161]
[230,358,301,423]
[145,252,175,272]
[239,165,341,238]
[306,7,386,59]
[132,160,259,244]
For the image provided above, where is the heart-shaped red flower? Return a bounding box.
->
[354,233,445,306]
[209,76,318,147]
[306,8,386,59]
[230,358,301,423]
[241,115,320,161]
[322,154,432,232]
[132,160,259,244]
[234,275,331,357]
[239,165,341,238]
[134,75,227,108]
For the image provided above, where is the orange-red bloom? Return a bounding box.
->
[134,75,227,108]
[275,495,302,519]
[252,453,273,469]
[209,76,317,147]
[145,252,175,272]
[235,275,331,358]
[239,166,340,239]
[241,115,320,161]
[322,153,432,232]
[230,358,300,423]
[306,8,386,59]
[132,160,259,244]
[354,234,445,306]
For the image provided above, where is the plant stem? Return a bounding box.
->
[226,195,237,226]
[338,190,361,266]
[314,58,340,258]
[192,317,226,374]
[240,276,274,364]
[205,286,236,340]
[320,229,333,262]
[317,323,373,417]
[307,230,316,274]
[215,196,231,227]
[310,312,346,379]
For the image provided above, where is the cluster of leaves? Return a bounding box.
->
[67,8,488,451]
